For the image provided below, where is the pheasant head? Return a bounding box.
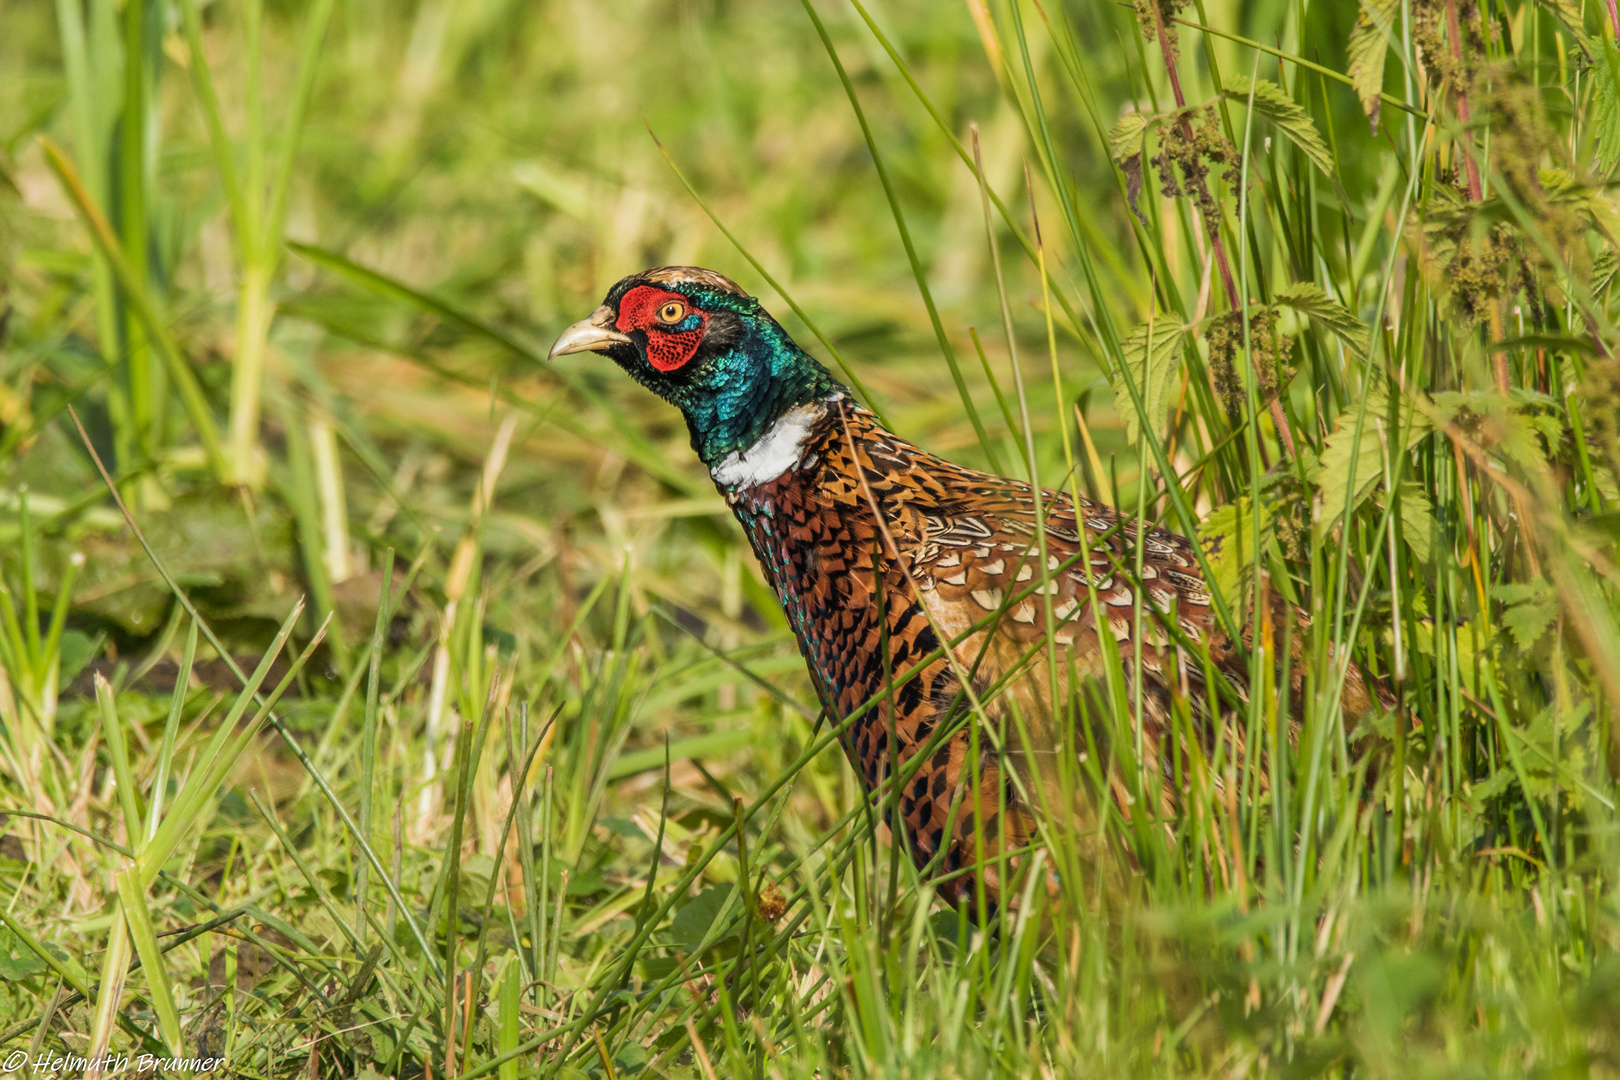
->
[548,266,845,472]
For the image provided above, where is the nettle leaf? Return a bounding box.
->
[1199,496,1270,610]
[1541,0,1596,58]
[1525,698,1592,772]
[1526,409,1565,445]
[1594,35,1620,170]
[1495,581,1559,650]
[1598,464,1620,503]
[1223,76,1334,177]
[1108,113,1151,220]
[1113,316,1186,446]
[1347,0,1399,131]
[1108,113,1150,163]
[1312,389,1432,543]
[1540,167,1620,243]
[1375,479,1438,565]
[1272,281,1371,356]
[1594,247,1618,302]
[1432,390,1562,470]
[1469,768,1517,802]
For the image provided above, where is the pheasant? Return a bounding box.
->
[549,266,1386,906]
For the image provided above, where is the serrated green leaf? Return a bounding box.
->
[1223,76,1335,177]
[1113,316,1185,446]
[1594,246,1619,300]
[1107,113,1149,163]
[1432,390,1559,470]
[1541,0,1595,58]
[1502,599,1558,650]
[1539,166,1620,243]
[1494,581,1559,650]
[1469,768,1517,802]
[1383,480,1436,565]
[1527,697,1590,746]
[1595,35,1620,169]
[1198,496,1271,613]
[1273,281,1371,356]
[1526,410,1565,445]
[1108,113,1151,221]
[1312,389,1432,543]
[1347,0,1399,131]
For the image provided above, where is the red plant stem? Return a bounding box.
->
[1444,0,1484,202]
[1148,7,1298,458]
[1150,14,1240,309]
[1443,0,1513,391]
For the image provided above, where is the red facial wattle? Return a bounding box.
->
[615,285,708,372]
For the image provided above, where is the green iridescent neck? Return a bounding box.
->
[668,308,845,467]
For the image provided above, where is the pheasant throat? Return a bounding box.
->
[708,396,839,490]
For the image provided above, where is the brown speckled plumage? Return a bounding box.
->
[723,399,1383,906]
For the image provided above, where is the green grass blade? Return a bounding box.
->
[176,0,248,239]
[40,138,228,479]
[145,619,197,844]
[801,0,1002,471]
[51,0,120,365]
[646,130,888,424]
[40,551,82,690]
[139,598,308,880]
[82,916,134,1066]
[354,547,395,938]
[264,0,337,261]
[94,674,143,843]
[0,907,91,997]
[498,960,519,1080]
[114,869,184,1055]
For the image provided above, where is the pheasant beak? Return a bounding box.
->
[547,306,632,359]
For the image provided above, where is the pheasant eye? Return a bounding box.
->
[656,301,687,324]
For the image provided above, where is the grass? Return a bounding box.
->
[3,0,1620,1075]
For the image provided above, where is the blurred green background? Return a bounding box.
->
[4,0,1620,1074]
[4,0,1158,650]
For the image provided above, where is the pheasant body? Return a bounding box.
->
[549,266,1385,906]
[716,395,1234,902]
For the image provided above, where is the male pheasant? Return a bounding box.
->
[550,266,1386,906]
